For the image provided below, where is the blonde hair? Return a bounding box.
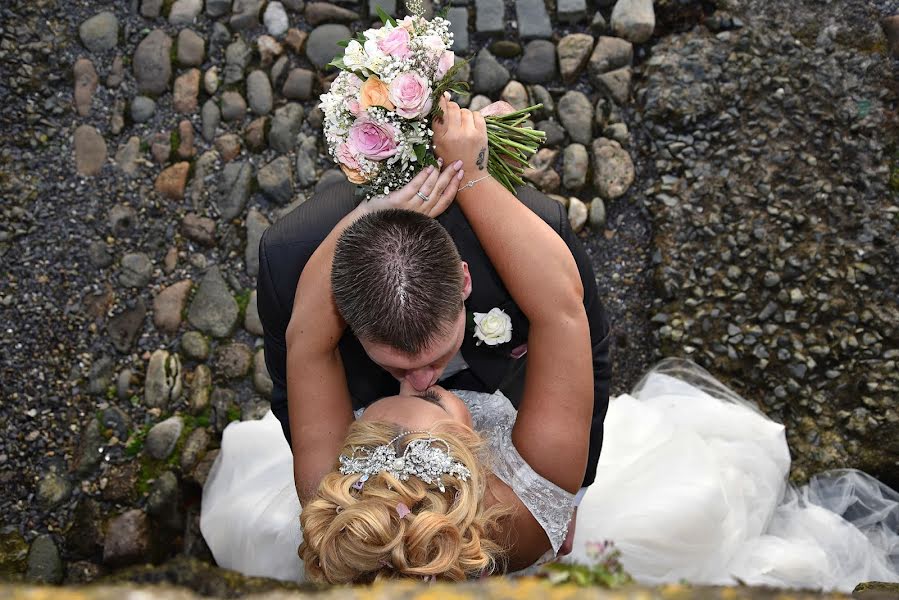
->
[299,420,508,583]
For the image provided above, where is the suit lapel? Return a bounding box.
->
[438,206,517,394]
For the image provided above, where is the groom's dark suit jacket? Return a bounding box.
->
[257,180,612,488]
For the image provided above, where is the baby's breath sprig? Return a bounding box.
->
[405,0,425,17]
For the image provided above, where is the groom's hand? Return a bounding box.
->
[433,96,488,178]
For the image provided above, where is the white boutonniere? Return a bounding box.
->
[472,307,513,346]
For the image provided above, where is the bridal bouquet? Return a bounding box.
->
[320,6,546,198]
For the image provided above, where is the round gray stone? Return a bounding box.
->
[306,24,352,69]
[558,90,594,145]
[145,416,184,460]
[187,266,239,337]
[133,29,173,96]
[79,12,119,53]
[26,535,63,584]
[118,252,153,288]
[130,96,156,123]
[472,48,510,94]
[517,40,557,84]
[181,330,210,361]
[246,70,274,115]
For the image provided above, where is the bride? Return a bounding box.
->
[201,99,899,589]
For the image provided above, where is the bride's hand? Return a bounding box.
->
[359,160,464,219]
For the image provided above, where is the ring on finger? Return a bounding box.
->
[416,191,430,202]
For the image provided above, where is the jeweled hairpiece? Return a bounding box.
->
[338,431,471,493]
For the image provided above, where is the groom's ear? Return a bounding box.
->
[461,262,472,301]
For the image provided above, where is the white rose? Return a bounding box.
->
[472,308,513,346]
[363,39,389,73]
[343,40,366,72]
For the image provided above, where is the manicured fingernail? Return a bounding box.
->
[427,165,434,174]
[453,160,463,170]
[437,157,443,166]
[456,170,464,179]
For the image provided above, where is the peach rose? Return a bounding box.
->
[358,76,395,111]
[340,164,368,184]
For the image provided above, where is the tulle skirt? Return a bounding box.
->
[571,359,899,592]
[200,359,899,590]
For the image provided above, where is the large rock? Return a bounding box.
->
[588,36,633,84]
[557,91,593,145]
[244,290,264,336]
[258,156,293,203]
[145,416,184,460]
[213,343,254,379]
[216,161,253,220]
[500,81,529,111]
[517,40,556,84]
[176,29,205,66]
[118,252,153,287]
[306,24,351,69]
[268,103,304,153]
[264,1,290,36]
[295,134,317,187]
[282,68,314,100]
[475,0,503,33]
[79,12,119,53]
[557,33,594,83]
[472,49,509,94]
[103,510,153,567]
[557,0,586,23]
[224,38,252,84]
[144,349,183,409]
[591,137,635,200]
[610,0,655,44]
[562,143,588,191]
[206,0,231,17]
[515,0,551,39]
[304,2,359,25]
[201,100,220,142]
[173,69,200,113]
[169,0,203,25]
[245,208,270,277]
[73,58,98,116]
[254,349,273,396]
[134,29,172,96]
[246,70,274,115]
[221,91,247,122]
[155,162,190,200]
[153,280,193,334]
[447,7,469,53]
[107,300,147,353]
[25,535,62,584]
[522,148,560,193]
[187,267,239,337]
[596,66,632,105]
[230,0,265,30]
[74,125,107,176]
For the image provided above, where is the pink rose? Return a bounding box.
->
[418,35,446,58]
[347,118,398,161]
[436,50,455,80]
[347,98,365,116]
[397,16,416,32]
[335,142,360,170]
[388,71,433,119]
[377,27,412,59]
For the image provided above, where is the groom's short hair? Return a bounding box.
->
[331,209,464,355]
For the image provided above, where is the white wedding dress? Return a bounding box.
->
[200,359,899,591]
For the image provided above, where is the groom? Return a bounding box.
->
[257,166,611,554]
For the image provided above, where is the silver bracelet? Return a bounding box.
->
[459,174,491,191]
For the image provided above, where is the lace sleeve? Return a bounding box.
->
[490,424,576,555]
[450,390,575,554]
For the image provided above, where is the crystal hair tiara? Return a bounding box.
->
[338,431,471,493]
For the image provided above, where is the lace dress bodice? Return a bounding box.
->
[453,389,575,554]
